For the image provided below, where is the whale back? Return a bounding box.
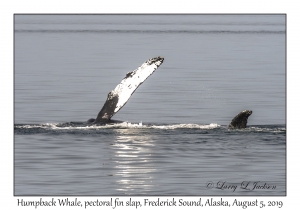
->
[94,56,164,123]
[228,110,252,129]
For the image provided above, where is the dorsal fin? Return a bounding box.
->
[228,110,252,129]
[94,56,164,124]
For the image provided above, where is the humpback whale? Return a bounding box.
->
[84,56,251,128]
[228,110,252,129]
[88,56,164,124]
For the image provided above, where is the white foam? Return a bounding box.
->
[15,122,221,130]
[93,122,220,130]
[151,123,220,130]
[247,126,286,133]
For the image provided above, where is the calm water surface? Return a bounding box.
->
[14,15,286,196]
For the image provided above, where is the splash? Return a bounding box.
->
[14,122,285,135]
[14,122,221,134]
[151,123,220,130]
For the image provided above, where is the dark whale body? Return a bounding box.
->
[228,110,252,129]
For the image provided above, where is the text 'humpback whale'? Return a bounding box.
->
[88,56,164,124]
[228,110,252,129]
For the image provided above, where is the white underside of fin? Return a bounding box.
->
[96,56,164,122]
[112,59,163,113]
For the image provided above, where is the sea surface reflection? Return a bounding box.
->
[112,130,157,194]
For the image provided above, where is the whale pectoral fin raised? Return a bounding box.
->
[94,56,164,124]
[95,91,119,122]
[228,110,252,129]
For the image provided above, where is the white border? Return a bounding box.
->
[2,0,297,209]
